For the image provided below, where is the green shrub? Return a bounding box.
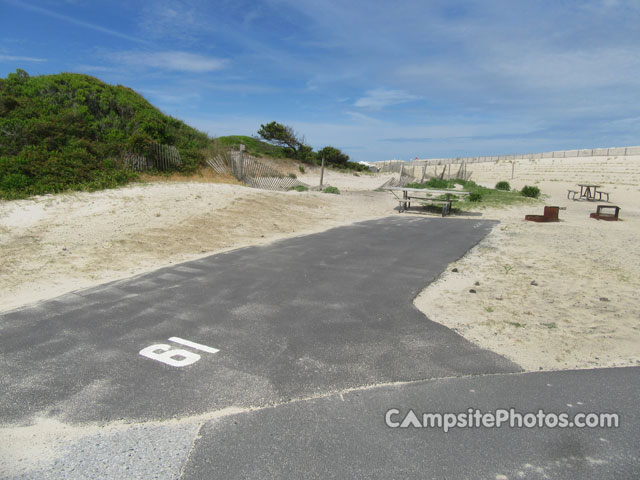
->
[288,173,297,179]
[468,192,483,202]
[521,185,541,198]
[495,181,511,191]
[289,185,308,192]
[298,165,305,173]
[322,186,340,194]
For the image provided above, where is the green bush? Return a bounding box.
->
[425,178,451,189]
[288,173,297,179]
[322,186,340,194]
[289,185,308,192]
[495,181,511,191]
[468,192,483,202]
[298,164,305,173]
[521,185,541,198]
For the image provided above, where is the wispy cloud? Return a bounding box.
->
[138,1,211,44]
[354,88,420,110]
[0,54,46,62]
[109,51,228,73]
[3,0,148,44]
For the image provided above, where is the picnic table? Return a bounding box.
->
[567,184,610,201]
[385,186,470,216]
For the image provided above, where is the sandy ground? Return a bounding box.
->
[2,157,639,373]
[415,156,640,371]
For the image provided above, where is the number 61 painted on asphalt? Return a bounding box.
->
[139,337,219,367]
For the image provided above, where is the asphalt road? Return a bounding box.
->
[184,367,639,480]
[1,216,637,479]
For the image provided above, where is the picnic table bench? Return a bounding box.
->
[385,186,470,216]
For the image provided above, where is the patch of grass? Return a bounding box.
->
[424,177,451,189]
[486,306,495,313]
[288,173,297,179]
[541,322,557,329]
[406,177,538,210]
[322,186,340,194]
[464,186,539,209]
[289,185,308,192]
[508,321,525,328]
[503,264,514,274]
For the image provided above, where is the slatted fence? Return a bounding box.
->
[123,142,182,171]
[373,145,640,172]
[207,151,309,191]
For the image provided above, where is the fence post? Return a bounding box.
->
[320,157,325,187]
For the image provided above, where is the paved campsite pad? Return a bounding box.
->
[0,217,517,425]
[184,367,639,480]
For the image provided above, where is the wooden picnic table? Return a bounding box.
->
[568,184,610,201]
[578,184,601,200]
[385,186,470,216]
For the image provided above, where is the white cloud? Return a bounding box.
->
[110,51,228,73]
[354,88,420,110]
[0,54,46,62]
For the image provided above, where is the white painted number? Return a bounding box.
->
[139,337,218,367]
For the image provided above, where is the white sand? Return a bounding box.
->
[415,155,640,371]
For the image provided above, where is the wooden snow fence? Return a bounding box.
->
[207,151,309,191]
[123,143,182,171]
[377,164,416,189]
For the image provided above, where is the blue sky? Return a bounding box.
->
[1,0,639,163]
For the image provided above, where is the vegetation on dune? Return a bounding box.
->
[257,121,368,171]
[406,178,541,209]
[215,135,289,159]
[0,70,211,198]
[0,70,380,200]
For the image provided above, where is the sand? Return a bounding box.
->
[415,156,640,371]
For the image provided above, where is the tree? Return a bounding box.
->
[257,121,311,159]
[317,146,349,166]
